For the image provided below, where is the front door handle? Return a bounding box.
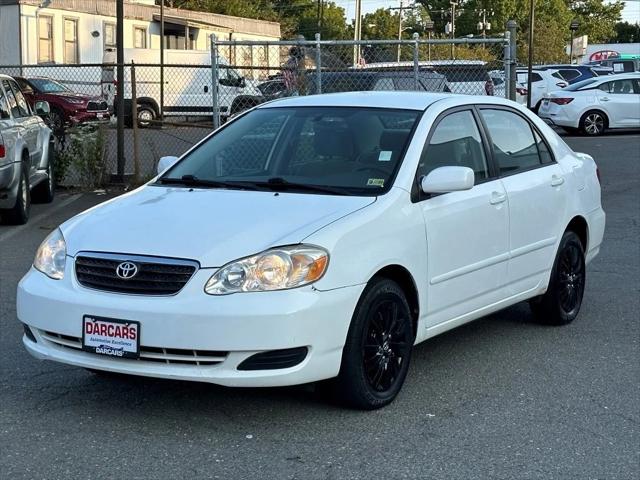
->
[551,175,565,187]
[601,97,610,102]
[490,191,507,205]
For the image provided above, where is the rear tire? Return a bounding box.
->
[323,278,414,410]
[530,231,586,325]
[0,165,30,225]
[137,103,156,128]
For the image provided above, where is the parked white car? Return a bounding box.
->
[18,92,605,409]
[517,69,568,111]
[539,73,640,135]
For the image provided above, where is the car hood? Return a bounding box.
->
[44,92,93,103]
[62,186,376,267]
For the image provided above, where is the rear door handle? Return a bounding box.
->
[490,191,507,205]
[551,175,565,187]
[601,97,610,102]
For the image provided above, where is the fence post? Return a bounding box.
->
[210,34,220,129]
[413,32,420,90]
[131,61,140,184]
[504,32,511,100]
[315,33,322,94]
[507,20,518,101]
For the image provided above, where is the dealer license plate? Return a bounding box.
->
[82,315,140,359]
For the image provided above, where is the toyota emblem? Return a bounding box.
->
[116,261,138,279]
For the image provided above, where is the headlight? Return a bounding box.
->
[65,98,84,105]
[34,228,67,280]
[205,245,328,295]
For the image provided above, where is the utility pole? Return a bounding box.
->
[389,1,417,62]
[116,0,124,182]
[317,0,324,35]
[353,0,362,65]
[450,1,458,58]
[526,0,535,110]
[160,0,164,121]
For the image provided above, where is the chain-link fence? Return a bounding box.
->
[211,34,512,128]
[0,34,513,188]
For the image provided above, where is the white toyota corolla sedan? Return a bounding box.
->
[18,92,605,409]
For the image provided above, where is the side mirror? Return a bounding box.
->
[420,166,475,194]
[157,155,179,175]
[35,100,50,117]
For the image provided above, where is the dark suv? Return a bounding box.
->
[14,77,110,133]
[534,65,612,84]
[230,70,448,116]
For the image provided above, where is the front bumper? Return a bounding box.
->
[71,110,111,125]
[18,265,364,386]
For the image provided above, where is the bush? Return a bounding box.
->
[55,124,107,188]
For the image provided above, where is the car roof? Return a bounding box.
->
[259,91,513,111]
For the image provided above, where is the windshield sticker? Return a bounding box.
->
[378,150,392,162]
[367,178,385,187]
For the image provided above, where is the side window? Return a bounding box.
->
[419,110,488,182]
[480,109,541,174]
[610,80,635,94]
[0,86,10,119]
[534,130,554,164]
[559,69,580,81]
[9,81,30,116]
[598,82,611,93]
[530,73,542,83]
[2,80,21,118]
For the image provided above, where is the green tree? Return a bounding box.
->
[611,21,640,43]
[568,0,624,44]
[361,8,400,40]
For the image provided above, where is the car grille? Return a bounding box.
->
[40,330,227,366]
[87,100,108,111]
[75,253,198,296]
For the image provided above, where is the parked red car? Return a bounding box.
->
[14,76,110,132]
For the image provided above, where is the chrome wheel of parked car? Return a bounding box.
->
[581,111,606,136]
[137,105,156,127]
[1,166,30,225]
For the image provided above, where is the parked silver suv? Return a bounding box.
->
[0,74,55,224]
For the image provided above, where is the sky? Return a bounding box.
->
[335,0,639,25]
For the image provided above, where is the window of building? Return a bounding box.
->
[104,22,116,50]
[64,18,79,64]
[419,110,489,182]
[38,15,54,63]
[134,26,147,49]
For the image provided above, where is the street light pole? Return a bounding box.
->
[569,19,580,65]
[116,0,124,181]
[353,0,362,65]
[160,0,164,121]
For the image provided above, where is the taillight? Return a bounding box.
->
[550,98,574,105]
[0,145,5,158]
[516,86,528,96]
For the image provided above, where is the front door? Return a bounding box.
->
[418,109,510,326]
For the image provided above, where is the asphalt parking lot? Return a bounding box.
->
[1,132,638,479]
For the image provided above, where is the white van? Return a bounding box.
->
[102,48,260,126]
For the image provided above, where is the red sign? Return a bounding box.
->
[589,50,619,61]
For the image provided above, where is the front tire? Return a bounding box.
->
[0,165,30,225]
[137,104,156,128]
[326,278,414,410]
[530,231,586,325]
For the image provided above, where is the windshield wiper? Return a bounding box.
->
[158,175,261,190]
[256,177,350,196]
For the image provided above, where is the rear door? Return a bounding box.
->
[479,107,567,295]
[597,79,640,127]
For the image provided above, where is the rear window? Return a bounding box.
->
[435,66,488,83]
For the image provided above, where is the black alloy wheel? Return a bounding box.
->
[324,278,413,410]
[530,231,586,325]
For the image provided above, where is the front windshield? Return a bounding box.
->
[565,78,598,91]
[162,107,421,195]
[29,78,71,93]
